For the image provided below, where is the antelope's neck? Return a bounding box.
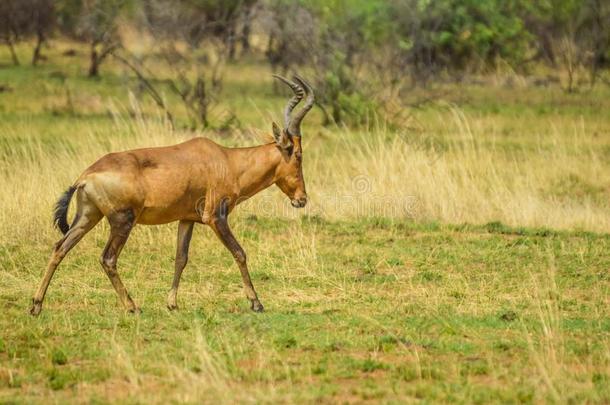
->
[232,143,282,201]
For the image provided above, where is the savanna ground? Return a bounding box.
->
[0,42,609,404]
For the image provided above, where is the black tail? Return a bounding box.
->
[53,186,76,235]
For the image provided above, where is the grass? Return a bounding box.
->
[2,218,609,403]
[0,42,609,403]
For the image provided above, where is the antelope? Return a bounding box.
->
[30,75,314,316]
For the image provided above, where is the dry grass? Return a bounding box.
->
[0,101,608,245]
[0,42,609,403]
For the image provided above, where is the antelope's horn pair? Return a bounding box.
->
[273,74,315,137]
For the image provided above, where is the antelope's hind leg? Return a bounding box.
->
[167,220,194,310]
[99,210,139,313]
[30,191,103,316]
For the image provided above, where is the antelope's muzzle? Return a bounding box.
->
[291,196,307,208]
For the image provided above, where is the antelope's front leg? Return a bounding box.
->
[208,207,263,312]
[167,220,195,310]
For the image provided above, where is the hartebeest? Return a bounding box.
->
[30,75,314,316]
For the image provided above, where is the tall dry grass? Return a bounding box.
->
[0,99,608,402]
[307,107,609,231]
[0,102,608,247]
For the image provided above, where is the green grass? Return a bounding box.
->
[1,218,609,403]
[1,41,609,403]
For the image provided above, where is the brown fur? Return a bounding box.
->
[75,136,306,225]
[30,118,310,316]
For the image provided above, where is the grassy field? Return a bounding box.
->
[1,43,609,403]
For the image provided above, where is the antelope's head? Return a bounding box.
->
[272,75,315,209]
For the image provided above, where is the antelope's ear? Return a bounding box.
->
[272,122,293,151]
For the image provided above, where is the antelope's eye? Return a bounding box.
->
[295,152,302,161]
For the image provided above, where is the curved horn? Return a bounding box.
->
[287,75,315,137]
[273,75,304,130]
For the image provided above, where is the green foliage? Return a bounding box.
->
[47,367,76,390]
[3,0,609,124]
[55,0,84,35]
[386,0,533,70]
[319,59,377,125]
[303,0,391,45]
[274,334,298,349]
[56,0,134,39]
[259,0,607,124]
[288,0,606,81]
[51,348,68,365]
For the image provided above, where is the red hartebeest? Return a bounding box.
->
[30,75,314,316]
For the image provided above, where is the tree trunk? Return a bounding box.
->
[332,100,342,124]
[588,0,604,88]
[227,25,236,61]
[317,102,332,126]
[6,36,20,66]
[89,44,100,77]
[31,31,44,66]
[194,77,209,128]
[241,7,252,55]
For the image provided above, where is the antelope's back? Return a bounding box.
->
[76,137,229,224]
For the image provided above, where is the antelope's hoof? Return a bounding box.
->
[128,307,142,315]
[167,303,178,311]
[30,301,42,317]
[251,300,264,313]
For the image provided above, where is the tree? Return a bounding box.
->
[81,0,125,77]
[56,0,127,77]
[522,0,610,89]
[115,0,254,128]
[585,0,610,86]
[0,0,24,65]
[29,0,55,66]
[262,1,317,77]
[0,0,55,66]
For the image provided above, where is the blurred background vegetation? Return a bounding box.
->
[1,0,608,129]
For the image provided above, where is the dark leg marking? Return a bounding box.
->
[99,209,139,313]
[167,220,194,310]
[209,199,263,312]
